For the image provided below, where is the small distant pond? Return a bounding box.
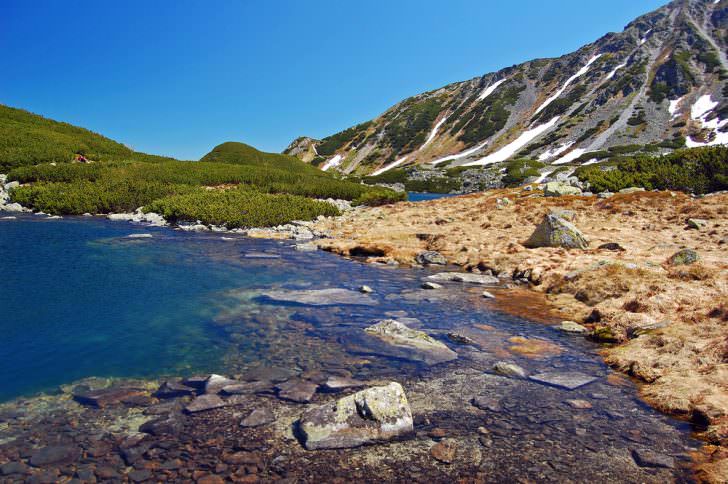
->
[407,192,458,202]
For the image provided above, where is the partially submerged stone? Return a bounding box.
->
[29,445,80,467]
[261,288,377,306]
[415,251,447,266]
[298,382,414,450]
[529,371,599,390]
[426,272,499,285]
[276,379,318,403]
[185,394,227,413]
[204,374,239,394]
[524,213,589,250]
[322,376,367,392]
[154,380,196,399]
[421,281,443,290]
[73,387,147,408]
[364,320,457,365]
[240,408,275,428]
[631,449,675,469]
[492,361,527,378]
[558,321,588,334]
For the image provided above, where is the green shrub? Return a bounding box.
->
[502,159,545,186]
[144,188,340,228]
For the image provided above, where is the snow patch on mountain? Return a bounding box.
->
[534,55,602,116]
[371,156,409,176]
[421,117,449,149]
[668,96,685,118]
[321,154,343,171]
[465,117,561,166]
[431,140,489,166]
[685,94,728,147]
[478,78,507,102]
[552,148,588,165]
[538,142,575,161]
[606,62,627,80]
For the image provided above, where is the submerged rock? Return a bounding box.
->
[528,371,599,390]
[322,376,367,392]
[426,272,499,285]
[72,386,147,408]
[276,379,318,403]
[421,281,443,290]
[204,374,239,394]
[261,288,377,306]
[631,449,675,469]
[241,408,276,428]
[154,380,196,399]
[185,394,227,413]
[29,445,80,467]
[298,382,414,450]
[524,213,589,250]
[364,319,457,365]
[492,361,527,378]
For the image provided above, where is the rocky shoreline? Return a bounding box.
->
[311,186,728,482]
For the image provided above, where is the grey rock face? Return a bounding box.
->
[261,288,377,306]
[524,213,589,250]
[298,382,414,450]
[364,319,458,365]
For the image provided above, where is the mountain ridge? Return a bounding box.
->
[285,0,728,177]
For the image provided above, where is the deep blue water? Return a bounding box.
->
[407,192,457,202]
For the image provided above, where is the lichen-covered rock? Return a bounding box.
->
[364,320,457,365]
[524,213,589,250]
[298,382,414,450]
[667,248,699,266]
[686,218,708,230]
[544,182,582,197]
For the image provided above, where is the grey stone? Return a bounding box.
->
[416,251,447,266]
[667,248,699,266]
[544,182,582,197]
[184,394,227,413]
[524,213,589,250]
[261,288,377,306]
[299,382,414,450]
[598,242,625,252]
[276,379,318,403]
[421,281,443,290]
[364,320,457,365]
[240,408,275,427]
[426,272,499,285]
[204,374,239,394]
[686,218,708,230]
[627,320,670,339]
[493,361,527,378]
[529,371,599,390]
[631,449,675,469]
[1,462,29,476]
[481,290,496,299]
[359,285,374,293]
[558,321,588,334]
[29,445,80,467]
[154,380,196,399]
[322,376,367,392]
[619,187,645,194]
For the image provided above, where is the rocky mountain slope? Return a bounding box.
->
[286,0,728,177]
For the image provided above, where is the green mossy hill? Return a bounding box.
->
[0,104,177,170]
[576,146,728,194]
[200,141,320,174]
[4,106,403,226]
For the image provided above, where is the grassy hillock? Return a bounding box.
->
[0,104,177,170]
[576,146,728,194]
[3,105,403,226]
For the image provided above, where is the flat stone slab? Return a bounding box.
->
[261,288,376,306]
[29,445,80,467]
[204,374,239,394]
[426,272,499,285]
[244,252,282,259]
[322,376,367,392]
[185,394,227,413]
[364,320,457,366]
[528,371,599,390]
[240,408,276,428]
[276,379,318,403]
[72,387,147,408]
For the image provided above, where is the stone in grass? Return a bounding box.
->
[544,182,582,197]
[364,320,458,365]
[240,408,275,428]
[528,371,599,390]
[524,213,589,250]
[686,218,708,230]
[298,382,414,450]
[667,249,699,266]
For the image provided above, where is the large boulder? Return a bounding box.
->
[524,213,589,249]
[364,320,457,365]
[415,251,447,266]
[544,182,582,197]
[298,382,414,450]
[667,248,699,266]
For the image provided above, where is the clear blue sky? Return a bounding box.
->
[1,0,666,160]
